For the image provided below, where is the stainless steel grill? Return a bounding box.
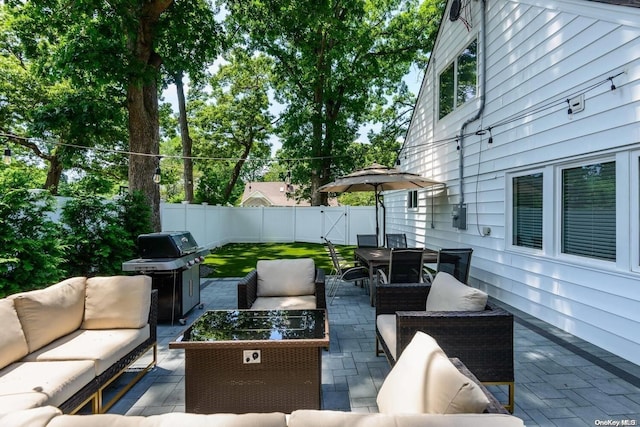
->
[122,231,209,325]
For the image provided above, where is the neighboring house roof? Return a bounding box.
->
[240,182,339,207]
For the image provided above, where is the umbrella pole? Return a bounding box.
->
[375,186,380,247]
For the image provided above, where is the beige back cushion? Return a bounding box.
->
[82,275,151,330]
[377,331,489,414]
[11,277,86,353]
[424,351,490,414]
[426,272,488,312]
[377,331,443,413]
[0,298,29,369]
[256,258,316,297]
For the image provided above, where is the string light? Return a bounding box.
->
[397,71,624,161]
[3,147,11,165]
[153,166,161,184]
[566,99,573,120]
[152,157,162,184]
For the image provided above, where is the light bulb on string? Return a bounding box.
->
[3,147,11,165]
[153,166,161,184]
[567,99,573,120]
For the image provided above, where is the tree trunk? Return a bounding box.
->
[128,80,161,231]
[175,72,194,203]
[126,0,172,232]
[223,142,252,203]
[44,154,63,195]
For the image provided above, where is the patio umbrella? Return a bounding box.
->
[318,163,443,245]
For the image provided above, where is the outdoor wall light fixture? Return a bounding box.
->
[3,146,11,165]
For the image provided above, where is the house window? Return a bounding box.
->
[407,190,418,209]
[562,161,616,261]
[438,39,477,119]
[513,173,543,249]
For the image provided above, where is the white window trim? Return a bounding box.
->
[628,151,639,273]
[506,168,546,255]
[553,155,619,269]
[437,37,478,121]
[407,190,419,211]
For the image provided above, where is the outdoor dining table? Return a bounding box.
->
[354,247,438,306]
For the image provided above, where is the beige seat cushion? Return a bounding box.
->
[82,276,151,329]
[375,314,397,360]
[10,277,86,353]
[256,259,316,297]
[425,272,488,312]
[0,360,95,413]
[46,411,288,427]
[0,405,62,427]
[288,410,524,427]
[0,299,29,370]
[251,295,317,310]
[23,326,150,375]
[377,331,489,414]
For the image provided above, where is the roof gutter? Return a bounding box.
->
[456,0,487,229]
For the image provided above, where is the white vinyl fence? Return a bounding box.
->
[160,203,380,249]
[48,197,380,248]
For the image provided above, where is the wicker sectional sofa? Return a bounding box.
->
[0,276,157,415]
[0,332,524,427]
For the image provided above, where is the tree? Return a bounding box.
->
[220,0,441,205]
[188,50,274,205]
[157,0,223,202]
[0,4,129,195]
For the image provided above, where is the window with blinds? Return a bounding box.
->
[561,161,616,261]
[407,190,418,209]
[513,173,543,249]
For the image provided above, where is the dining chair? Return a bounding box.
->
[325,239,370,304]
[377,248,425,284]
[357,234,378,248]
[385,233,407,248]
[424,248,473,284]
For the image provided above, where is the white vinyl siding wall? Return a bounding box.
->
[387,0,640,365]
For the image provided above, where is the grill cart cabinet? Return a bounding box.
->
[123,231,209,325]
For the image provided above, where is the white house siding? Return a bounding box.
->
[389,0,640,365]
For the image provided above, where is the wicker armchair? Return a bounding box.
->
[237,263,326,310]
[375,283,514,412]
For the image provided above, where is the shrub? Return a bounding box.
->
[0,189,66,297]
[61,192,152,276]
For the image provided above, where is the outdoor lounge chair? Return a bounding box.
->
[375,272,514,412]
[325,239,369,304]
[237,258,326,309]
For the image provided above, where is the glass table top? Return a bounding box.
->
[181,309,326,342]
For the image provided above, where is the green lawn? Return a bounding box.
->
[202,242,354,278]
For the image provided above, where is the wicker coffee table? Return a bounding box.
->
[170,309,329,414]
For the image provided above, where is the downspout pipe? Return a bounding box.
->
[457,0,487,228]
